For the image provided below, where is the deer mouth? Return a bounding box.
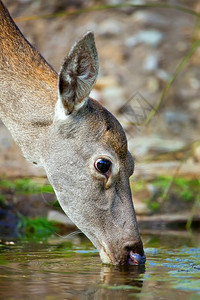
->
[127,250,146,265]
[123,241,146,265]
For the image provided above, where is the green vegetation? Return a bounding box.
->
[147,176,199,213]
[154,176,200,202]
[0,177,54,195]
[146,200,161,213]
[0,177,58,240]
[131,175,200,217]
[0,194,6,205]
[0,175,199,236]
[131,179,145,193]
[18,215,57,240]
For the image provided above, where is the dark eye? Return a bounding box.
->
[94,159,112,175]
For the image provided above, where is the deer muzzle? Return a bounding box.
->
[99,239,146,266]
[124,241,146,265]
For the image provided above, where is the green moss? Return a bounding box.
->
[131,175,200,215]
[18,215,57,240]
[134,180,146,192]
[146,200,160,213]
[153,176,172,189]
[153,176,200,202]
[0,177,54,195]
[130,179,145,192]
[0,194,6,205]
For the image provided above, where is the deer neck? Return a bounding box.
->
[0,1,57,164]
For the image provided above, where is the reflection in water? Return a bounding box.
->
[0,231,199,300]
[96,265,145,299]
[0,240,145,300]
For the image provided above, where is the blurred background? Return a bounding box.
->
[0,0,200,234]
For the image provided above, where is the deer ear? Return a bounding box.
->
[58,32,99,115]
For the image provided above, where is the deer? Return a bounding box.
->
[0,0,146,265]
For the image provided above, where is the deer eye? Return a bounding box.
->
[94,158,112,175]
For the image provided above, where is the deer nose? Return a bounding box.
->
[128,251,146,265]
[123,241,146,265]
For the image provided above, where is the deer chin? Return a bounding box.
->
[99,248,112,264]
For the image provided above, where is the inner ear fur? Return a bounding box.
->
[58,32,99,115]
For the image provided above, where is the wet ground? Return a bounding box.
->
[0,230,199,300]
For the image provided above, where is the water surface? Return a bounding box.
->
[0,231,199,299]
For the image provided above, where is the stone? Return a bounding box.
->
[143,54,159,72]
[126,30,164,47]
[146,77,159,93]
[98,19,123,37]
[193,141,200,162]
[129,0,145,4]
[128,136,186,157]
[107,0,124,4]
[132,11,168,27]
[134,199,149,215]
[146,183,160,197]
[95,76,118,90]
[164,111,189,123]
[0,122,45,177]
[188,77,200,90]
[189,98,200,110]
[48,210,75,227]
[19,0,32,3]
[89,89,102,102]
[101,86,126,113]
[156,69,170,82]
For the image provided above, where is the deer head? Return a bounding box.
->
[41,32,145,265]
[0,0,145,265]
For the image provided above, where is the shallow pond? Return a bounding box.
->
[0,230,200,300]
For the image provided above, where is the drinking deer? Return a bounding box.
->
[0,0,146,265]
